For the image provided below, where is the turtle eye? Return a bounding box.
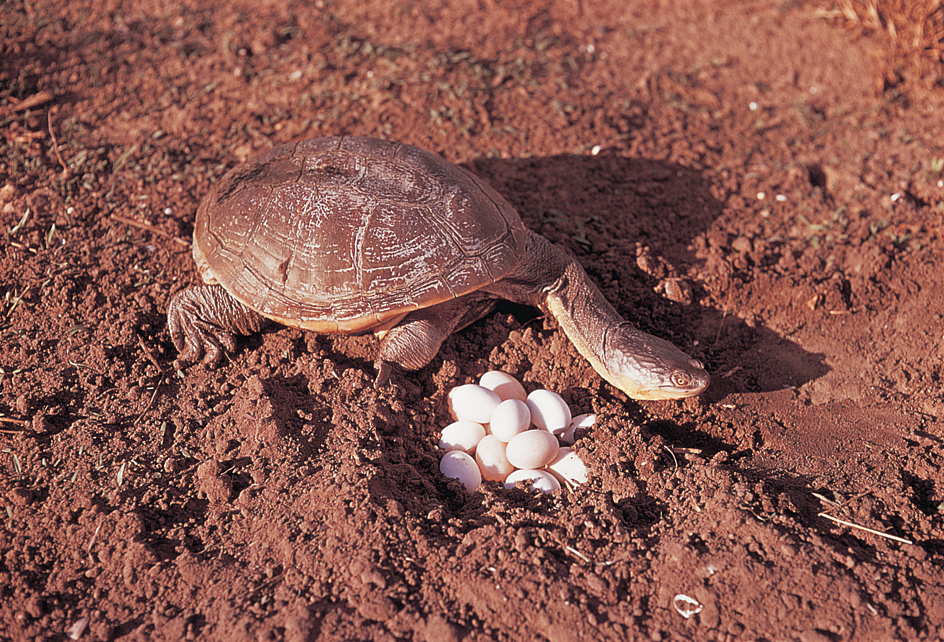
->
[670,371,692,389]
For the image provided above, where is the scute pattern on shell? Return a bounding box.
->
[194,136,527,332]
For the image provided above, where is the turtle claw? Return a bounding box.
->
[169,315,236,369]
[194,333,229,366]
[167,286,239,369]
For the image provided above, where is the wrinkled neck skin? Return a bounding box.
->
[487,231,709,400]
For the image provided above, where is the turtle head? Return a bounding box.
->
[600,324,709,400]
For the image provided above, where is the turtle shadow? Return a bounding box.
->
[697,316,829,400]
[465,153,829,396]
[468,153,716,268]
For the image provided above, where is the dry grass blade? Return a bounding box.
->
[664,445,679,473]
[133,384,162,425]
[818,511,914,545]
[47,111,70,178]
[8,208,30,235]
[564,545,591,564]
[814,486,913,544]
[811,491,844,511]
[668,446,703,455]
[1,418,28,435]
[110,214,190,246]
[3,285,31,320]
[136,333,163,372]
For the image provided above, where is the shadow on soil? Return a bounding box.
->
[473,153,830,397]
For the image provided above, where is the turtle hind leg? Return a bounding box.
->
[374,293,497,388]
[167,284,269,368]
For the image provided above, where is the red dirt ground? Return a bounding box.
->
[2,1,944,640]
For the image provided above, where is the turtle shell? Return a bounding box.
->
[193,136,528,333]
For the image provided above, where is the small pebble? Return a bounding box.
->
[448,384,501,424]
[65,618,89,641]
[439,451,482,492]
[475,435,515,482]
[526,389,572,434]
[505,430,560,469]
[439,421,486,453]
[478,370,527,401]
[489,399,531,442]
[661,278,692,305]
[504,469,561,493]
[7,487,33,506]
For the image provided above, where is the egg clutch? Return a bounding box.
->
[437,371,592,493]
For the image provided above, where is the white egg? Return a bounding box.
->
[474,435,515,481]
[546,447,589,486]
[448,384,502,424]
[439,451,482,492]
[505,430,560,469]
[562,413,596,445]
[438,421,486,453]
[489,399,531,442]
[478,370,527,402]
[526,389,572,435]
[504,469,561,493]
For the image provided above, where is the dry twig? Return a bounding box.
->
[814,490,913,545]
[818,511,914,545]
[133,384,162,425]
[12,91,54,113]
[47,111,70,178]
[110,214,190,246]
[136,333,163,372]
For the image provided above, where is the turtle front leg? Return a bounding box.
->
[167,284,269,368]
[374,293,497,388]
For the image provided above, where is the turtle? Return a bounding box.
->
[167,135,709,400]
